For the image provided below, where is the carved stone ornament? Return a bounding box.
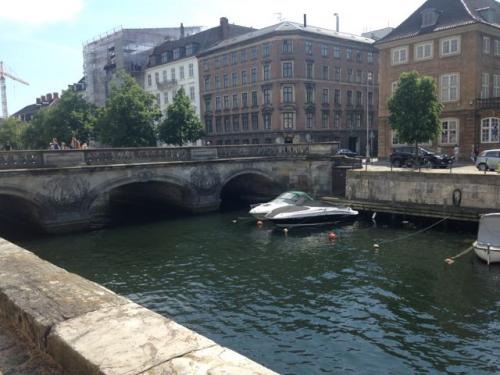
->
[43,176,90,210]
[190,166,220,193]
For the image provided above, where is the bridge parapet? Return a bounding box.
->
[0,143,339,170]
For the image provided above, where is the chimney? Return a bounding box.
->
[180,23,185,38]
[47,93,53,102]
[303,14,307,28]
[41,95,47,103]
[334,13,339,32]
[220,17,229,40]
[53,92,59,99]
[36,98,41,105]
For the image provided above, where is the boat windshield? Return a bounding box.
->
[478,214,500,246]
[274,191,314,204]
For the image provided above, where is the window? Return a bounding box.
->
[355,113,362,128]
[242,92,248,107]
[306,86,314,103]
[156,93,160,106]
[306,112,314,128]
[251,67,257,83]
[223,74,229,88]
[164,92,169,105]
[240,49,247,63]
[347,90,353,105]
[421,9,438,27]
[335,67,341,81]
[356,91,362,106]
[482,73,490,99]
[205,117,213,134]
[242,114,249,130]
[333,47,341,58]
[263,89,271,105]
[367,52,374,63]
[346,49,353,60]
[232,72,238,87]
[188,64,194,78]
[263,64,271,80]
[179,66,185,80]
[189,86,195,101]
[368,91,373,106]
[224,117,231,132]
[263,43,271,58]
[232,94,239,108]
[224,95,230,109]
[147,74,152,86]
[321,44,328,57]
[494,74,500,97]
[481,117,499,143]
[251,46,258,60]
[251,91,257,106]
[215,96,221,110]
[173,48,180,60]
[263,113,271,129]
[215,117,222,133]
[347,68,353,82]
[231,52,238,65]
[441,36,461,56]
[305,41,313,55]
[495,40,500,56]
[334,89,341,105]
[204,96,211,111]
[356,51,362,63]
[282,112,295,129]
[306,62,314,79]
[415,41,433,60]
[391,81,399,95]
[171,68,176,80]
[251,112,259,129]
[356,70,362,83]
[204,76,211,91]
[322,65,329,80]
[232,115,239,131]
[282,62,293,78]
[282,39,293,53]
[215,75,221,89]
[483,36,491,54]
[441,118,459,145]
[162,70,167,82]
[392,46,409,65]
[321,111,329,128]
[347,112,354,128]
[283,86,293,103]
[334,111,341,128]
[242,70,248,85]
[322,88,329,104]
[440,73,459,102]
[222,54,228,66]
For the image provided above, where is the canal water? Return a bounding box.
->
[20,212,500,375]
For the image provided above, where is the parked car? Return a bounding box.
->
[336,149,360,158]
[475,149,500,171]
[390,146,454,168]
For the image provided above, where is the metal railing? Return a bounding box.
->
[476,97,500,110]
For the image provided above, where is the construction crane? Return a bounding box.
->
[0,61,29,119]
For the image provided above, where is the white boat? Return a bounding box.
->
[249,191,314,220]
[473,213,500,264]
[264,204,358,228]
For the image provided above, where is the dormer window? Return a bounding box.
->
[421,9,439,28]
[478,8,496,23]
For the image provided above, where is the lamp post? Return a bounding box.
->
[366,72,373,160]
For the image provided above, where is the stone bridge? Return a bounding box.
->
[0,143,350,233]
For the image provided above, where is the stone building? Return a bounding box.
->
[198,19,378,154]
[145,18,253,117]
[83,26,201,106]
[376,0,500,160]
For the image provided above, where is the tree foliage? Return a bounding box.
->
[158,87,204,146]
[22,90,96,149]
[0,117,27,150]
[96,71,161,147]
[388,71,443,151]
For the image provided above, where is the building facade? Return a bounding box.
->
[376,0,500,160]
[83,26,202,106]
[198,21,379,155]
[145,18,253,117]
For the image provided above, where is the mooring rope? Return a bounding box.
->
[444,246,474,265]
[374,217,449,246]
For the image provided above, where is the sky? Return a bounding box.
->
[0,0,426,115]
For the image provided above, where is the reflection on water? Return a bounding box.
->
[20,213,500,375]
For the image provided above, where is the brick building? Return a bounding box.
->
[376,0,500,160]
[198,20,379,155]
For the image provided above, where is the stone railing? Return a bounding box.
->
[0,143,339,170]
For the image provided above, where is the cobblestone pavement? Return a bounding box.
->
[0,320,62,375]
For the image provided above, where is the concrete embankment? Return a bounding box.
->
[0,237,277,374]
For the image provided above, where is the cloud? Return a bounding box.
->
[0,0,84,25]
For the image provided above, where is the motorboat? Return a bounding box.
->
[249,191,314,220]
[264,204,358,228]
[473,213,500,264]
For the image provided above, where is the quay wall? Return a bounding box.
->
[0,237,277,375]
[346,170,500,211]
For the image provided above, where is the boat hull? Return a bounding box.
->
[269,213,357,228]
[473,241,500,264]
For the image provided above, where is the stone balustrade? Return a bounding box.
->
[0,143,339,170]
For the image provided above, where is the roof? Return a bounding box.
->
[199,21,375,56]
[377,0,500,44]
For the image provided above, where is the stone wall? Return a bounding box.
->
[0,238,277,374]
[346,170,500,210]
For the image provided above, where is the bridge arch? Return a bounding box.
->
[0,187,47,236]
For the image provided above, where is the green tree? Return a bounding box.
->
[96,71,161,147]
[22,90,96,149]
[388,71,443,159]
[158,87,204,146]
[0,117,27,150]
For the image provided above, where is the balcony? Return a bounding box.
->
[156,79,178,90]
[476,97,500,110]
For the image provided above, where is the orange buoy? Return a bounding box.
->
[256,220,264,228]
[328,232,337,241]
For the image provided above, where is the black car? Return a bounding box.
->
[336,149,360,158]
[390,146,454,168]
